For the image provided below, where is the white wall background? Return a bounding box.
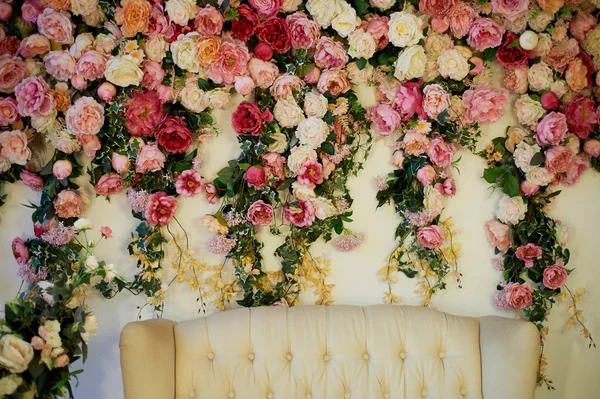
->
[1,87,599,398]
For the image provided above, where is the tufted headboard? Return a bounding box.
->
[120,305,540,399]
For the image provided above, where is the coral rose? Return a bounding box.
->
[115,0,152,37]
[506,282,533,309]
[136,144,166,173]
[194,5,224,36]
[125,91,166,137]
[246,166,267,189]
[417,225,445,248]
[145,192,178,226]
[155,116,193,154]
[484,219,511,252]
[246,200,274,226]
[95,173,124,196]
[545,146,573,174]
[543,264,568,290]
[563,94,597,139]
[54,190,84,219]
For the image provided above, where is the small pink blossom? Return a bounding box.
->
[416,165,436,185]
[100,226,113,239]
[284,201,316,227]
[204,183,218,204]
[175,170,203,197]
[515,243,542,268]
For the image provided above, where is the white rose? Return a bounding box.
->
[104,55,143,87]
[527,62,553,92]
[308,197,337,220]
[423,186,444,217]
[423,58,440,82]
[496,194,527,225]
[274,96,305,128]
[348,29,377,59]
[74,218,93,231]
[345,61,373,85]
[288,145,318,174]
[267,132,288,153]
[296,117,329,149]
[179,83,208,113]
[0,374,23,396]
[165,0,196,26]
[388,11,423,48]
[394,45,427,81]
[526,166,554,186]
[144,35,169,62]
[515,95,545,126]
[104,263,117,282]
[85,255,99,271]
[306,0,336,28]
[171,33,201,73]
[81,313,99,344]
[70,33,94,60]
[370,0,396,11]
[550,80,569,99]
[555,220,569,247]
[331,1,360,38]
[424,33,453,59]
[0,335,34,374]
[303,92,328,118]
[437,48,469,81]
[206,89,231,109]
[281,0,302,12]
[514,142,541,173]
[292,181,317,201]
[94,33,117,55]
[71,0,98,17]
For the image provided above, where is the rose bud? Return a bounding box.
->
[52,160,72,179]
[97,82,117,103]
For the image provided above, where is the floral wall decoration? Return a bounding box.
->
[0,0,599,396]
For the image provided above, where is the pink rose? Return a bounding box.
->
[66,97,104,136]
[207,41,250,85]
[0,97,19,126]
[543,264,568,290]
[419,0,455,16]
[54,190,84,219]
[469,57,484,76]
[204,182,217,204]
[77,51,108,81]
[249,0,282,17]
[540,91,559,110]
[561,153,589,186]
[95,173,124,196]
[15,76,55,118]
[417,225,445,248]
[442,178,456,196]
[0,3,12,21]
[100,226,113,238]
[142,61,166,91]
[503,65,528,94]
[71,74,87,91]
[175,169,202,197]
[491,0,529,22]
[136,144,166,173]
[563,94,597,140]
[43,50,76,82]
[0,130,30,165]
[11,237,29,264]
[77,134,101,158]
[402,131,430,156]
[394,82,426,121]
[314,37,349,70]
[20,169,43,191]
[515,243,542,268]
[484,219,511,252]
[157,85,174,103]
[583,139,600,157]
[287,12,320,50]
[112,153,130,173]
[19,34,50,58]
[462,86,508,125]
[155,116,193,154]
[317,69,350,97]
[248,58,279,89]
[262,152,286,181]
[271,74,305,100]
[98,82,117,103]
[246,166,267,189]
[52,160,72,179]
[467,18,505,52]
[427,138,454,168]
[124,90,166,137]
[298,162,323,189]
[246,200,274,226]
[447,2,475,39]
[194,5,224,36]
[535,112,568,146]
[145,192,178,226]
[367,104,401,136]
[416,165,437,185]
[21,0,44,23]
[361,15,389,51]
[506,282,533,309]
[37,8,74,44]
[303,66,321,85]
[0,55,28,94]
[253,43,273,61]
[235,76,256,96]
[521,180,540,196]
[423,84,450,120]
[431,16,449,33]
[569,13,596,43]
[284,201,316,227]
[545,146,573,174]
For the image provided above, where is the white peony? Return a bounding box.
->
[388,11,424,48]
[292,181,317,201]
[179,83,208,113]
[423,186,444,217]
[165,0,197,26]
[0,335,34,374]
[514,142,541,173]
[295,117,329,149]
[496,194,527,225]
[74,218,93,231]
[526,166,554,186]
[288,145,318,174]
[348,28,377,59]
[515,95,545,126]
[437,48,470,81]
[309,197,337,220]
[394,45,427,81]
[306,0,336,28]
[303,92,329,118]
[331,1,360,38]
[104,55,143,87]
[170,33,201,73]
[527,62,553,92]
[274,96,305,128]
[370,0,396,11]
[267,132,288,153]
[85,255,99,270]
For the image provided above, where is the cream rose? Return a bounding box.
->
[281,0,302,12]
[94,33,117,55]
[505,126,528,152]
[308,196,337,220]
[370,0,396,11]
[527,62,553,92]
[292,181,317,201]
[303,92,328,118]
[496,194,527,225]
[178,82,208,113]
[515,94,545,126]
[0,335,34,374]
[170,33,201,73]
[394,45,426,81]
[296,117,328,149]
[514,142,541,173]
[424,186,444,217]
[274,96,305,128]
[345,61,374,85]
[437,48,470,81]
[526,166,554,186]
[288,144,318,174]
[0,374,24,396]
[104,55,143,87]
[0,130,31,165]
[144,35,169,63]
[306,0,336,28]
[388,11,423,48]
[165,0,197,26]
[331,1,360,38]
[205,89,231,109]
[267,132,289,154]
[425,33,453,59]
[348,29,377,59]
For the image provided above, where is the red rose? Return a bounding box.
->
[0,36,20,56]
[155,116,193,154]
[231,101,271,136]
[125,90,166,137]
[256,17,292,54]
[495,33,528,68]
[563,94,597,139]
[231,5,258,41]
[245,166,266,189]
[576,51,594,88]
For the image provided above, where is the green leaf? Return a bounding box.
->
[356,58,367,70]
[482,47,497,62]
[530,152,545,166]
[502,173,520,197]
[352,0,370,15]
[399,268,418,278]
[320,142,335,155]
[483,167,504,184]
[507,39,520,49]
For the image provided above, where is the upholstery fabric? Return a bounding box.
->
[120,305,540,399]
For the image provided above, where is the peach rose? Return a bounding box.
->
[54,190,84,218]
[43,51,77,82]
[543,264,567,290]
[77,50,108,81]
[503,65,528,94]
[402,131,430,156]
[66,97,104,136]
[0,130,30,165]
[565,58,588,92]
[0,55,28,94]
[270,74,305,101]
[115,0,152,38]
[484,219,511,252]
[317,69,350,97]
[95,173,124,196]
[447,2,475,39]
[417,225,445,248]
[37,8,74,44]
[249,58,279,89]
[196,36,221,68]
[19,34,50,58]
[423,84,450,120]
[506,282,533,309]
[136,143,166,173]
[194,5,223,36]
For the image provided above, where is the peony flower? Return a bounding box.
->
[231,5,258,41]
[367,104,401,136]
[95,173,124,196]
[232,101,271,136]
[77,50,108,81]
[496,194,527,225]
[296,117,328,149]
[271,74,305,101]
[246,166,267,189]
[543,264,568,290]
[496,32,528,68]
[207,41,250,85]
[545,146,573,174]
[249,58,280,89]
[165,0,196,26]
[491,0,528,22]
[584,139,600,157]
[0,55,28,94]
[394,45,427,81]
[37,8,74,44]
[427,138,454,168]
[570,13,596,43]
[155,116,192,154]
[19,34,50,58]
[462,86,508,125]
[314,37,348,70]
[136,144,166,173]
[0,130,30,165]
[262,152,286,181]
[423,84,450,120]
[288,145,318,174]
[287,12,321,50]
[503,65,528,94]
[561,153,589,186]
[297,161,323,188]
[194,5,224,36]
[506,282,533,309]
[485,219,512,252]
[204,183,217,204]
[145,192,178,226]
[54,190,84,219]
[284,201,316,227]
[77,134,101,158]
[104,55,143,87]
[563,95,597,140]
[416,165,436,185]
[535,112,568,146]
[394,82,426,121]
[66,96,104,136]
[256,17,292,54]
[565,58,588,92]
[402,131,430,156]
[249,0,282,17]
[467,18,505,51]
[417,225,445,248]
[515,243,542,268]
[175,169,202,197]
[246,200,274,226]
[15,76,55,118]
[124,90,165,137]
[447,2,475,39]
[388,11,423,48]
[543,38,579,73]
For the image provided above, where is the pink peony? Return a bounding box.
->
[583,139,600,157]
[37,8,74,44]
[249,0,282,17]
[175,169,202,197]
[394,82,426,121]
[361,15,389,51]
[503,65,528,94]
[543,39,579,74]
[427,138,454,168]
[367,104,401,136]
[142,61,166,91]
[20,170,43,191]
[419,0,455,16]
[11,237,29,265]
[416,165,437,185]
[287,12,321,50]
[145,192,178,226]
[0,130,30,165]
[496,33,528,68]
[124,90,166,137]
[543,264,568,290]
[54,190,84,219]
[569,13,596,43]
[423,84,450,120]
[462,86,508,125]
[14,76,55,118]
[262,152,286,181]
[443,178,456,196]
[246,166,267,189]
[515,243,542,268]
[77,51,108,81]
[66,96,104,136]
[417,225,445,248]
[77,134,101,158]
[447,2,475,39]
[540,91,559,110]
[112,153,130,173]
[521,180,540,196]
[52,160,72,179]
[231,101,271,136]
[136,144,166,173]
[235,76,256,96]
[204,182,217,204]
[506,282,533,309]
[535,112,568,146]
[207,41,250,85]
[298,162,323,189]
[467,18,505,52]
[284,201,316,227]
[95,173,124,196]
[491,0,529,22]
[484,219,512,252]
[0,97,19,125]
[314,37,349,70]
[0,55,28,94]
[545,146,573,174]
[194,5,224,36]
[563,95,597,140]
[100,226,113,238]
[246,200,274,226]
[561,153,589,186]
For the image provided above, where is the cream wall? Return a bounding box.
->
[1,88,599,398]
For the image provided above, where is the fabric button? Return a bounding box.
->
[207,353,214,360]
[286,353,293,361]
[323,354,330,362]
[438,351,445,359]
[248,353,255,360]
[363,353,370,360]
[399,352,406,359]
[229,392,235,398]
[460,388,466,395]
[384,393,390,399]
[267,393,274,399]
[189,391,196,398]
[345,393,350,399]
[421,390,427,397]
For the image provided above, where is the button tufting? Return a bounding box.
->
[189,391,196,398]
[399,352,406,359]
[438,351,445,359]
[248,353,255,361]
[421,390,427,397]
[286,353,293,361]
[229,392,235,398]
[267,392,274,399]
[460,388,466,395]
[207,353,214,360]
[363,353,370,360]
[323,354,330,362]
[383,393,390,399]
[344,393,350,399]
